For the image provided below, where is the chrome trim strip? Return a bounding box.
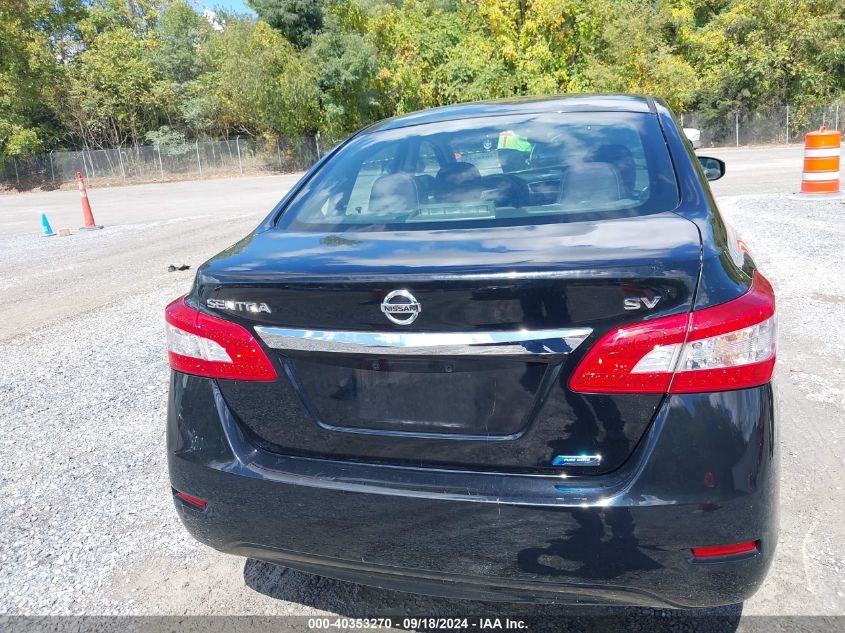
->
[313,422,523,441]
[254,326,592,356]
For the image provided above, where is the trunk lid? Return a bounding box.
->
[198,214,701,474]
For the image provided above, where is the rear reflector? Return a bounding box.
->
[165,296,277,381]
[174,489,208,509]
[691,540,759,558]
[569,271,776,394]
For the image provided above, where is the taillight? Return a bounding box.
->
[165,296,277,381]
[569,272,776,394]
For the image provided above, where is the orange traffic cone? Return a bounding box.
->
[77,171,103,230]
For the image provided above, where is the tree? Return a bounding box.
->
[3,0,845,164]
[372,0,511,114]
[311,12,382,140]
[197,18,321,138]
[61,26,167,147]
[154,0,211,84]
[579,0,697,112]
[246,0,324,48]
[79,0,162,41]
[689,0,845,122]
[471,0,595,94]
[0,0,85,161]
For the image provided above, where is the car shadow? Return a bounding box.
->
[243,560,743,632]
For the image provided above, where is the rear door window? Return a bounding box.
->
[278,111,679,232]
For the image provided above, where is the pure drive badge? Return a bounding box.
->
[207,298,271,314]
[552,455,602,467]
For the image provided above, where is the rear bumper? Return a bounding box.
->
[167,372,778,608]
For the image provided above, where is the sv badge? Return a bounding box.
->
[624,296,662,310]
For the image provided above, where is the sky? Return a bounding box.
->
[199,0,255,16]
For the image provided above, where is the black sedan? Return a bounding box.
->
[165,95,777,608]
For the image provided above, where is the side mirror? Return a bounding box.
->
[698,156,725,181]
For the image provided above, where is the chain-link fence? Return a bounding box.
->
[4,102,845,190]
[1,135,321,191]
[680,101,845,148]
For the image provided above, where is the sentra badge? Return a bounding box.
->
[207,298,271,314]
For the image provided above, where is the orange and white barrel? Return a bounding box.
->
[800,126,841,195]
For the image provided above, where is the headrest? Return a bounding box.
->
[434,162,482,202]
[368,172,418,214]
[560,162,623,207]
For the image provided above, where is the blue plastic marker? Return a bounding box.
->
[41,213,56,237]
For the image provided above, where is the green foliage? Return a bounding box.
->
[246,0,324,48]
[144,125,186,146]
[580,0,697,112]
[0,123,43,161]
[3,0,845,160]
[144,125,190,156]
[0,0,84,161]
[690,0,845,120]
[470,0,593,94]
[372,1,509,113]
[198,18,321,138]
[80,0,162,40]
[61,25,163,147]
[311,23,381,140]
[155,0,211,83]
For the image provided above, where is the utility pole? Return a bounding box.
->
[235,135,243,174]
[735,112,740,147]
[786,105,789,144]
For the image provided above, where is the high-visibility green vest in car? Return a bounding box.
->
[497,131,532,153]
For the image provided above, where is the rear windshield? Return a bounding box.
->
[277,111,679,232]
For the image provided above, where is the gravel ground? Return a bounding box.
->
[1,156,844,629]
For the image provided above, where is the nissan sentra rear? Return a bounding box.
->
[166,95,777,608]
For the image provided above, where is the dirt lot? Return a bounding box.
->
[1,146,844,627]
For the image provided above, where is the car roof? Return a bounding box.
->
[367,95,656,133]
